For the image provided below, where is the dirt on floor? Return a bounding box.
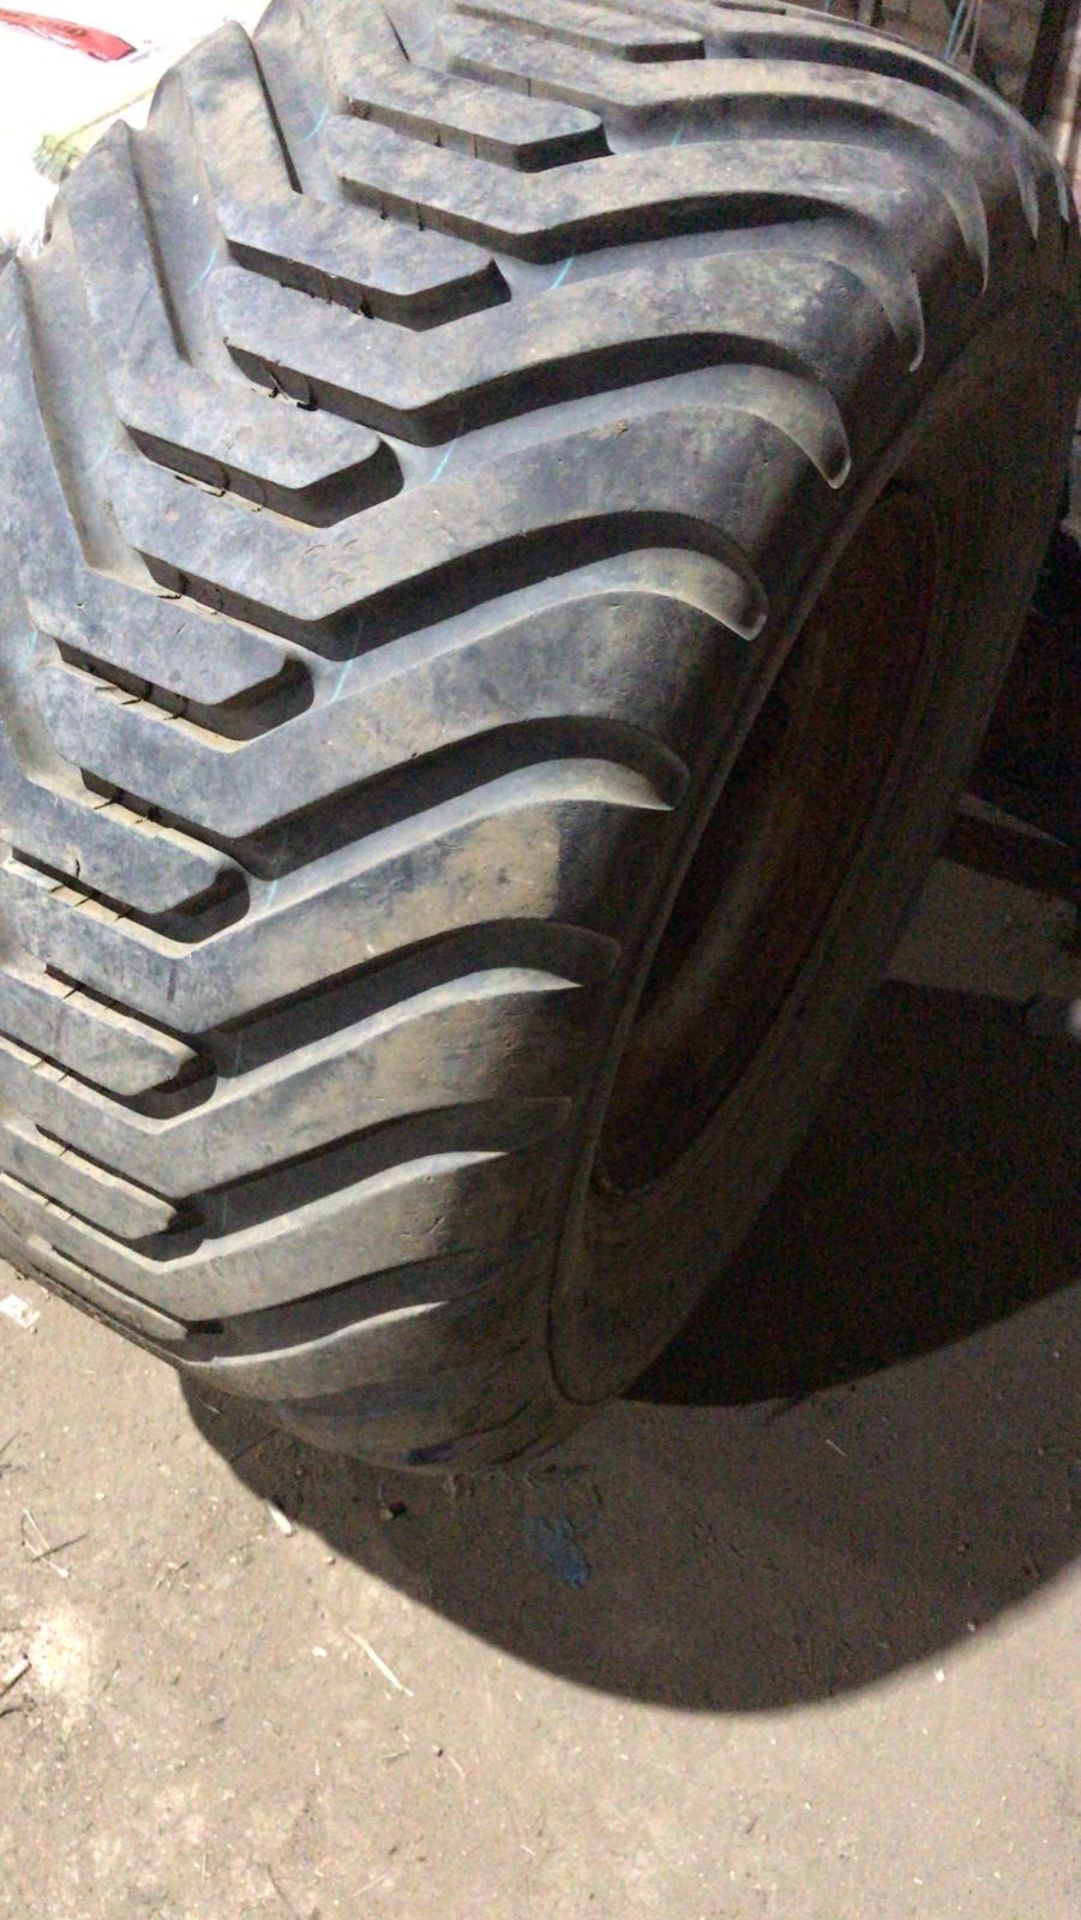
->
[0,860,1079,1920]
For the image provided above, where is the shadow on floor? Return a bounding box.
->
[185,981,1081,1712]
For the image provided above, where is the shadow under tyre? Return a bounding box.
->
[0,0,1077,1467]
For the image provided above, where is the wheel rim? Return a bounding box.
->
[594,487,941,1194]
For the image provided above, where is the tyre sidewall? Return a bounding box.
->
[552,291,1081,1403]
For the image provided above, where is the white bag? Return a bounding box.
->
[0,2,263,256]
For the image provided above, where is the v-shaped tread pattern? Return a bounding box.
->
[0,0,1073,1468]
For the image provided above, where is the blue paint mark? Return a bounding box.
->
[549,255,575,291]
[82,440,114,477]
[525,1515,590,1588]
[669,119,686,149]
[429,444,454,484]
[265,824,290,909]
[186,247,221,294]
[301,101,330,144]
[330,659,351,701]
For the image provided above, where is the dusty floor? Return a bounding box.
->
[0,860,1079,1920]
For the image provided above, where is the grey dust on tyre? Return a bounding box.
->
[0,0,1077,1468]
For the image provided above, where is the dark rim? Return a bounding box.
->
[593,486,941,1194]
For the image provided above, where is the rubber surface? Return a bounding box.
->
[0,0,1077,1467]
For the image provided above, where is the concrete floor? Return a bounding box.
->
[0,861,1079,1920]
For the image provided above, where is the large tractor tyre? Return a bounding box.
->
[0,2,1076,1470]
